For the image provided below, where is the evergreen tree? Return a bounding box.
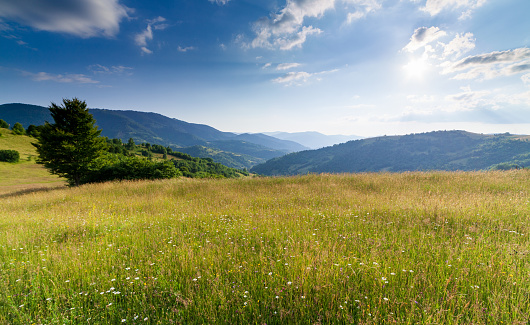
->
[33,98,107,186]
[11,122,25,135]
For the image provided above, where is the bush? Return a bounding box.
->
[11,122,25,135]
[0,150,20,163]
[80,155,181,184]
[0,119,8,129]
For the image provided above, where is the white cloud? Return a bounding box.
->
[22,71,99,84]
[273,71,312,85]
[249,0,334,50]
[209,0,231,5]
[421,0,487,17]
[88,64,133,75]
[442,47,530,80]
[403,26,447,53]
[249,0,383,50]
[0,0,131,38]
[522,73,530,85]
[273,68,338,85]
[442,32,475,58]
[277,63,301,70]
[344,0,383,23]
[178,46,196,52]
[135,17,167,54]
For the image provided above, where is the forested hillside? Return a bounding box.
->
[251,131,530,175]
[0,103,306,168]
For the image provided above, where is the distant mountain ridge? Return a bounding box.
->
[264,131,363,149]
[250,130,530,175]
[0,103,308,168]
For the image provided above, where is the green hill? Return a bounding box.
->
[0,128,66,194]
[0,103,306,168]
[251,130,530,175]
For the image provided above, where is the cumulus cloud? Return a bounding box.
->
[442,48,530,80]
[421,0,487,17]
[22,70,99,84]
[135,16,167,54]
[442,32,475,58]
[0,0,131,38]
[402,26,447,53]
[247,0,384,50]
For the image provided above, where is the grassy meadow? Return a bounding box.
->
[0,129,65,195]
[1,171,529,324]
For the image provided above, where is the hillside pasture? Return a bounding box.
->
[1,171,529,323]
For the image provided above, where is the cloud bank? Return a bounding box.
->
[0,0,131,38]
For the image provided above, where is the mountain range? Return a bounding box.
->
[0,103,310,169]
[250,130,530,175]
[263,131,363,149]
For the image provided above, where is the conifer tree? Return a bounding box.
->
[33,98,107,186]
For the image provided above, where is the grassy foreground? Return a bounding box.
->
[1,171,529,324]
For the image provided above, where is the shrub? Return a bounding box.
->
[0,119,8,129]
[0,150,20,163]
[11,122,25,135]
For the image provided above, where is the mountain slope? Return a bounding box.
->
[251,130,530,175]
[0,103,306,167]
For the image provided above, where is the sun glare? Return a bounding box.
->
[403,58,429,80]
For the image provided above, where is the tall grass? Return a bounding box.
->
[1,171,529,324]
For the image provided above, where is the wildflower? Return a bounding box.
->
[383,297,389,301]
[122,319,126,322]
[287,282,292,285]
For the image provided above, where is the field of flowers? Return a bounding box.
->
[1,171,529,324]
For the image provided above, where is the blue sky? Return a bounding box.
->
[1,0,529,137]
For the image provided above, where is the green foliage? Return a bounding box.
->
[25,124,43,138]
[33,98,108,186]
[0,119,9,129]
[172,155,249,178]
[126,138,135,150]
[11,122,25,135]
[0,149,19,163]
[80,154,181,184]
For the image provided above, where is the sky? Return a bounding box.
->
[1,0,529,137]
